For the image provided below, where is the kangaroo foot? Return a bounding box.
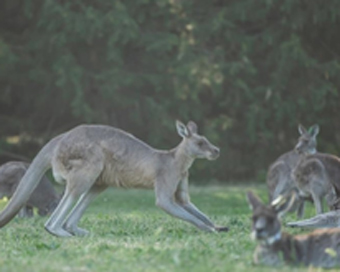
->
[44,225,73,237]
[63,224,89,237]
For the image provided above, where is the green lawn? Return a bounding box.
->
[0,185,336,272]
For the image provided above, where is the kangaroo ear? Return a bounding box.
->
[308,124,319,138]
[298,124,307,135]
[246,191,263,211]
[176,120,190,138]
[187,121,198,134]
[271,191,296,218]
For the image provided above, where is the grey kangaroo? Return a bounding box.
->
[0,121,228,237]
[266,124,319,218]
[293,125,340,215]
[0,161,60,217]
[247,191,340,268]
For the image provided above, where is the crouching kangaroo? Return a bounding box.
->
[293,125,340,215]
[0,161,60,217]
[0,121,228,237]
[266,124,318,218]
[247,191,340,268]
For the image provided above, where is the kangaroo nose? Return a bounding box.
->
[214,147,220,156]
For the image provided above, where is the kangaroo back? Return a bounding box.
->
[267,155,295,201]
[0,136,61,227]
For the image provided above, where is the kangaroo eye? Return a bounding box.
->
[197,140,205,147]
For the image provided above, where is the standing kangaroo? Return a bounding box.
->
[293,125,340,215]
[247,191,340,268]
[0,121,228,237]
[0,161,60,217]
[266,124,318,217]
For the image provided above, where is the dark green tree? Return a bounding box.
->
[0,0,340,181]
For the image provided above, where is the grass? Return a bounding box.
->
[0,184,337,272]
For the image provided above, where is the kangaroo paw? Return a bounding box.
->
[215,226,229,232]
[63,225,89,237]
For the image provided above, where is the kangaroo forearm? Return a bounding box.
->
[181,202,215,227]
[297,201,305,219]
[313,196,323,214]
[157,200,215,232]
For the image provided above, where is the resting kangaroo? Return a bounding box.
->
[0,121,228,237]
[247,191,340,268]
[0,161,60,217]
[293,125,340,215]
[266,124,318,217]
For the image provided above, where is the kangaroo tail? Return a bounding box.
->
[0,136,61,227]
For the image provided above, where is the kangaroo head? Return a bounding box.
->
[295,124,319,155]
[247,191,296,245]
[176,120,220,160]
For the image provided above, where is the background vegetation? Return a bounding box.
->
[1,0,340,182]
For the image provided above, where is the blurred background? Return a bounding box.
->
[0,0,339,183]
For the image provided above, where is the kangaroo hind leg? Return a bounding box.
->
[63,185,107,236]
[44,189,77,237]
[45,161,104,237]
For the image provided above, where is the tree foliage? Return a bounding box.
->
[0,0,340,181]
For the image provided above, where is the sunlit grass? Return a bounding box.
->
[0,185,336,272]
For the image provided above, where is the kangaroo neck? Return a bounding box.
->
[174,141,195,173]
